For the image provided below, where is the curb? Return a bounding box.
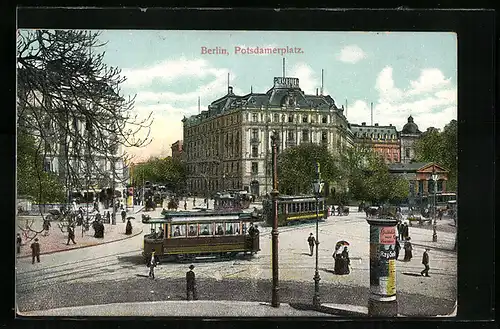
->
[290,303,367,317]
[17,227,144,259]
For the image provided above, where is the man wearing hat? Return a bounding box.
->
[421,248,430,277]
[186,264,197,300]
[30,238,40,264]
[307,233,316,256]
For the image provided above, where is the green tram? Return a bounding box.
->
[142,210,260,261]
[262,195,328,226]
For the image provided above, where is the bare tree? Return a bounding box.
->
[17,30,152,205]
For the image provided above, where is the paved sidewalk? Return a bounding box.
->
[16,207,144,258]
[19,300,335,317]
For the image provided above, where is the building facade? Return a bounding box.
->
[350,122,401,163]
[182,76,354,197]
[388,162,449,205]
[399,115,422,164]
[171,140,183,160]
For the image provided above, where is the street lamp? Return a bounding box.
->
[431,168,438,242]
[312,162,324,308]
[270,131,280,307]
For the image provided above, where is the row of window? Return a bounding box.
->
[355,132,397,140]
[248,112,330,124]
[184,114,241,138]
[251,129,329,143]
[188,179,242,191]
[169,222,248,238]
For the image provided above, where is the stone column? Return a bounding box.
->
[367,217,398,317]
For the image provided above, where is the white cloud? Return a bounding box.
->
[408,68,452,95]
[337,45,367,64]
[288,62,330,96]
[375,66,404,103]
[348,67,456,131]
[121,58,213,88]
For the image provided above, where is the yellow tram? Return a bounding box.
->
[262,195,327,226]
[142,211,260,261]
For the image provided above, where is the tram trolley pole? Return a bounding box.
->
[366,217,398,316]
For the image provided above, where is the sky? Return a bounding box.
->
[96,30,457,161]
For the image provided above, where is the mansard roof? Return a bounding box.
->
[184,77,341,125]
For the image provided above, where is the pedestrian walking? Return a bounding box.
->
[66,225,76,245]
[147,249,160,279]
[106,211,111,223]
[121,209,127,223]
[403,237,413,261]
[184,201,187,210]
[186,264,197,300]
[16,233,22,254]
[30,238,40,264]
[192,198,196,207]
[42,218,51,236]
[421,248,430,277]
[307,233,316,256]
[395,239,401,260]
[402,222,409,240]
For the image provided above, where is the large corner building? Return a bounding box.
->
[182,77,353,197]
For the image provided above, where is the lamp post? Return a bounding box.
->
[431,168,438,242]
[270,131,280,307]
[312,162,323,308]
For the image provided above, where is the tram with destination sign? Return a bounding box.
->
[262,195,328,227]
[142,210,260,261]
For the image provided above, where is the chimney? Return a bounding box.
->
[375,123,379,126]
[228,86,233,94]
[389,124,392,126]
[362,122,366,126]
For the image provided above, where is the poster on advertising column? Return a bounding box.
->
[370,225,397,299]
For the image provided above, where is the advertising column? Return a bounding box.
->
[367,217,398,316]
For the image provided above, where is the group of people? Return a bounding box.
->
[307,233,351,275]
[146,249,198,300]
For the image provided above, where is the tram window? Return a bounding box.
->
[215,223,225,235]
[292,204,296,213]
[187,224,198,237]
[225,222,239,235]
[200,224,213,236]
[242,223,248,234]
[171,224,186,238]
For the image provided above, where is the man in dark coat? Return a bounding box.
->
[121,209,127,223]
[66,225,76,245]
[16,233,22,254]
[421,248,430,277]
[30,238,40,264]
[186,264,197,300]
[402,223,409,240]
[395,239,401,260]
[307,233,316,256]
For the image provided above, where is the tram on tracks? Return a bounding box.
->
[262,195,328,227]
[142,210,260,261]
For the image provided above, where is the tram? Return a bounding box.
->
[213,190,251,211]
[262,195,328,226]
[142,210,260,261]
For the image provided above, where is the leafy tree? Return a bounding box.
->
[415,120,457,191]
[17,30,152,199]
[340,144,409,204]
[132,156,186,192]
[17,128,66,203]
[276,143,341,195]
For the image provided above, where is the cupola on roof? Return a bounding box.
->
[402,115,421,134]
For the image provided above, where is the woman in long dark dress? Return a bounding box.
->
[403,237,413,261]
[341,247,351,274]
